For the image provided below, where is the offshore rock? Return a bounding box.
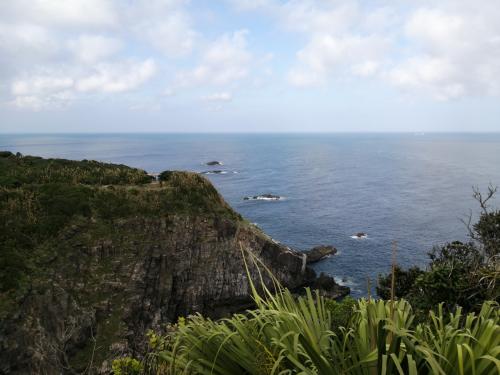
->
[304,245,337,264]
[310,273,350,299]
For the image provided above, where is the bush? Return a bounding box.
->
[378,188,500,316]
[144,288,499,374]
[137,248,499,374]
[158,170,173,182]
[0,151,153,187]
[112,357,142,375]
[474,210,500,258]
[377,266,424,300]
[325,296,356,331]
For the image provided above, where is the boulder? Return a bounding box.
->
[304,245,337,264]
[310,272,350,299]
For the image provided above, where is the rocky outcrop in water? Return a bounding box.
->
[304,245,337,264]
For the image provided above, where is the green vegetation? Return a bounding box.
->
[0,151,153,187]
[139,275,499,374]
[377,187,499,317]
[123,188,500,374]
[1,152,498,373]
[113,357,143,375]
[0,152,240,317]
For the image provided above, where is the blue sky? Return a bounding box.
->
[0,0,499,133]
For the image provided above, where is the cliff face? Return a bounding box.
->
[0,153,347,374]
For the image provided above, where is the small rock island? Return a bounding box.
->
[206,160,223,166]
[304,245,337,264]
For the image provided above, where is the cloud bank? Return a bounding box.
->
[0,0,499,128]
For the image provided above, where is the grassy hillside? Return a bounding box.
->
[0,152,240,317]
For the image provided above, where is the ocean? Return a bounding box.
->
[2,133,499,297]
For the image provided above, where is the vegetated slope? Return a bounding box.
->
[0,152,346,374]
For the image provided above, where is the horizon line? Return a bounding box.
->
[2,131,500,135]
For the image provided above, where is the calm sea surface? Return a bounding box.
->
[2,133,500,297]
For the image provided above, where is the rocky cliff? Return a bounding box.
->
[0,152,347,374]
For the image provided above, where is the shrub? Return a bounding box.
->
[377,266,424,300]
[158,170,173,182]
[139,248,499,374]
[325,296,356,331]
[145,291,499,374]
[112,357,142,375]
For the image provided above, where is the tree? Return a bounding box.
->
[378,186,500,315]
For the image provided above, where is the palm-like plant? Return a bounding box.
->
[147,247,499,375]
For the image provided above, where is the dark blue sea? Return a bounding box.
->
[2,133,500,297]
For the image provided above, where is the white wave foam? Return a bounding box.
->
[244,195,284,201]
[350,234,368,239]
[201,170,228,175]
[334,276,360,292]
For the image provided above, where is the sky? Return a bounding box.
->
[0,0,500,133]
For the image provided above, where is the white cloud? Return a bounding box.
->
[3,0,500,113]
[162,88,175,97]
[388,3,500,99]
[239,1,390,87]
[280,1,359,35]
[229,0,274,12]
[351,61,380,77]
[134,12,195,57]
[12,76,74,96]
[126,0,196,57]
[11,91,74,111]
[288,34,389,86]
[68,35,122,64]
[388,56,465,100]
[0,0,193,110]
[201,92,233,102]
[0,23,58,59]
[2,0,117,28]
[76,59,157,93]
[235,0,500,99]
[176,30,251,87]
[10,75,74,110]
[9,59,156,110]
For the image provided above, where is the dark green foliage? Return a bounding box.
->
[143,288,499,375]
[37,183,93,235]
[0,152,153,186]
[0,153,240,316]
[93,189,133,220]
[112,357,142,374]
[377,266,424,300]
[0,151,13,158]
[158,170,173,182]
[428,240,482,266]
[378,204,500,316]
[474,210,500,258]
[0,241,29,291]
[324,296,356,331]
[414,242,488,312]
[166,171,229,214]
[378,242,493,316]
